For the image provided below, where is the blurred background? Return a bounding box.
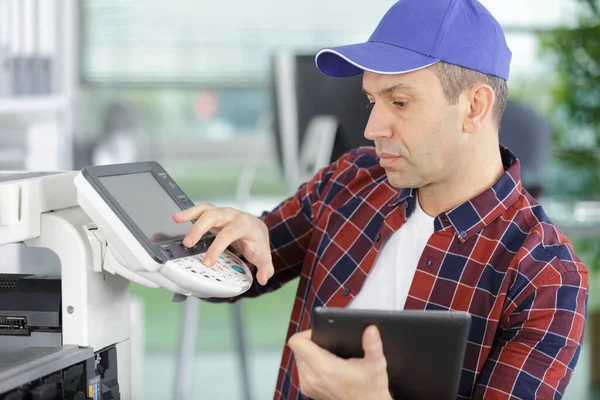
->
[1,0,600,398]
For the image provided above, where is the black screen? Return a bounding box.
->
[99,173,193,243]
[270,53,373,171]
[295,55,373,162]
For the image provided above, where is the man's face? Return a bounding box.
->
[362,68,465,189]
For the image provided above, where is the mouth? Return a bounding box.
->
[377,152,402,168]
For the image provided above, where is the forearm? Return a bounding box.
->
[472,270,587,398]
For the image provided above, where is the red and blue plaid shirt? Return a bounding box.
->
[219,146,588,399]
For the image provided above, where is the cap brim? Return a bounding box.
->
[315,41,440,78]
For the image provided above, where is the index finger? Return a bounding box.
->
[173,203,215,223]
[297,329,312,339]
[288,330,334,361]
[203,225,242,266]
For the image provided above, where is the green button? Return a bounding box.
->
[232,265,244,274]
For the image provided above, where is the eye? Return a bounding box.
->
[392,101,408,109]
[366,102,375,109]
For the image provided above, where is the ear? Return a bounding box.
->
[462,84,495,133]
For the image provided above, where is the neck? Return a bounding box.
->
[418,144,504,217]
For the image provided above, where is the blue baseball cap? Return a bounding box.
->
[315,0,512,81]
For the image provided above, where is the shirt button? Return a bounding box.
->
[426,258,433,268]
[375,233,381,242]
[460,231,467,238]
[403,201,409,209]
[342,288,350,296]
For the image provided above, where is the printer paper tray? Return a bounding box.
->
[0,345,93,394]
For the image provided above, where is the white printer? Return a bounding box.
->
[0,163,253,399]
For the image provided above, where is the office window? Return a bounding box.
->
[82,0,397,85]
[82,0,579,84]
[80,0,583,198]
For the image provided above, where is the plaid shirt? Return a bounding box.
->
[218,146,588,399]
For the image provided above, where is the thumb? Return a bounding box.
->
[254,259,275,286]
[362,325,385,361]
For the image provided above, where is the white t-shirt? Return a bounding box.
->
[348,195,435,311]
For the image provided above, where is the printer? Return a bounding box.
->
[0,163,253,399]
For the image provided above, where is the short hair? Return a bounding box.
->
[429,61,508,127]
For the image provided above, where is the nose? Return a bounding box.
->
[364,103,394,141]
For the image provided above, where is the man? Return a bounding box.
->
[174,0,588,398]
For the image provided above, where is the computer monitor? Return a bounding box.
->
[270,52,373,188]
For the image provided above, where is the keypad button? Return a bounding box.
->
[232,265,244,274]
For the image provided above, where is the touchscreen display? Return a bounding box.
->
[99,172,193,243]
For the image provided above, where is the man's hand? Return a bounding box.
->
[173,204,274,285]
[287,325,392,400]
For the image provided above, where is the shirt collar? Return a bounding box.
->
[391,146,524,242]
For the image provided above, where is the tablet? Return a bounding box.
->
[311,307,471,400]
